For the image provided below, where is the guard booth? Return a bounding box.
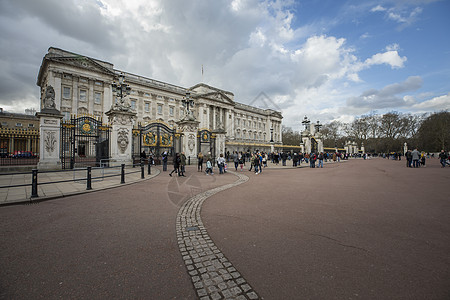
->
[60,115,111,169]
[132,121,181,165]
[197,129,216,164]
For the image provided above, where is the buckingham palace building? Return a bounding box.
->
[37,47,283,160]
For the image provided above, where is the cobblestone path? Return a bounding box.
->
[176,171,259,300]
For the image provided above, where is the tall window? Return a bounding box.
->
[79,89,87,101]
[63,87,71,99]
[169,106,174,116]
[157,104,162,114]
[94,92,102,104]
[144,102,150,112]
[63,111,70,120]
[130,100,136,110]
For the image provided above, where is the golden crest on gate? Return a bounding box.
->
[143,132,157,146]
[80,119,92,134]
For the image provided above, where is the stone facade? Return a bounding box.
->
[37,47,283,155]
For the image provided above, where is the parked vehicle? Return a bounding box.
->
[12,151,35,158]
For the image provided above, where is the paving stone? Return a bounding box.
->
[194,281,204,289]
[213,276,224,284]
[218,282,228,290]
[247,292,259,299]
[240,284,251,292]
[210,292,222,300]
[231,286,243,296]
[226,280,237,288]
[236,278,246,285]
[197,288,207,297]
[221,289,233,298]
[203,279,214,287]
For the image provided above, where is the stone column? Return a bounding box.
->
[105,109,137,166]
[213,128,226,157]
[177,120,200,163]
[36,110,63,170]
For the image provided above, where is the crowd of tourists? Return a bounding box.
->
[383,149,450,168]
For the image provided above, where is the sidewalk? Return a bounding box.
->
[0,166,160,206]
[0,158,345,206]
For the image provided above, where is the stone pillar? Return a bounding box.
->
[403,142,408,155]
[213,128,226,157]
[36,111,63,170]
[105,109,137,166]
[177,120,200,163]
[37,84,64,170]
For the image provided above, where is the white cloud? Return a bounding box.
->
[411,93,450,111]
[365,50,407,69]
[371,5,386,12]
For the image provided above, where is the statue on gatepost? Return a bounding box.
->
[177,91,200,163]
[37,85,64,170]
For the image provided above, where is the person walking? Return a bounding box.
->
[411,148,420,168]
[169,153,180,177]
[238,153,244,171]
[318,152,324,168]
[205,154,214,175]
[310,152,316,168]
[439,150,448,168]
[406,150,412,168]
[162,151,168,171]
[179,152,187,176]
[197,152,204,172]
[254,153,261,174]
[281,152,287,166]
[217,153,226,174]
[233,151,239,171]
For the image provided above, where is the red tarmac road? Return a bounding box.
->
[203,158,450,299]
[1,158,449,299]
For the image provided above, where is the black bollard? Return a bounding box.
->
[121,164,125,184]
[148,161,151,175]
[31,169,38,198]
[141,163,144,179]
[86,167,92,190]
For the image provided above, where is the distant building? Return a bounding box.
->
[0,109,39,156]
[36,47,283,154]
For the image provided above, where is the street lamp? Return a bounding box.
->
[112,73,131,107]
[270,127,274,143]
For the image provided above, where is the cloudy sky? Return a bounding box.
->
[0,0,449,130]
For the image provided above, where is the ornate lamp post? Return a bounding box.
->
[315,120,322,132]
[182,91,194,113]
[112,73,131,110]
[301,116,310,131]
[270,127,274,143]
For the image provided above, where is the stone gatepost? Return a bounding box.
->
[36,111,63,170]
[37,85,64,170]
[177,119,200,163]
[105,109,136,166]
[213,128,226,157]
